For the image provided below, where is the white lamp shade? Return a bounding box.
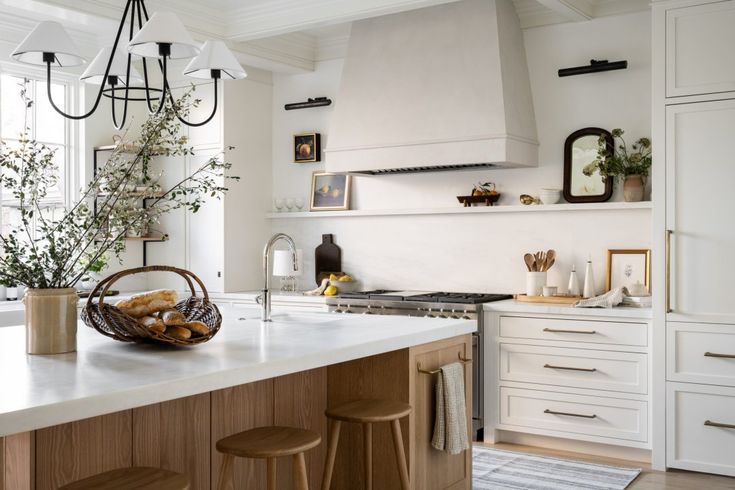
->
[272,249,303,277]
[11,21,85,67]
[81,47,143,86]
[128,12,200,59]
[183,40,247,80]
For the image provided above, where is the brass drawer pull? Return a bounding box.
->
[544,363,597,372]
[704,352,735,359]
[704,420,735,430]
[543,328,597,334]
[544,409,597,419]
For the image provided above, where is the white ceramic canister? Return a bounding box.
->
[526,271,547,297]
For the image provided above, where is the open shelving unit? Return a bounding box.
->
[267,201,652,219]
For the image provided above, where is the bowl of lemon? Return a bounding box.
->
[326,273,359,296]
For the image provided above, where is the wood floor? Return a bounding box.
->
[479,442,735,489]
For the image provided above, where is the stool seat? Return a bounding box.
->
[325,399,412,423]
[59,467,190,490]
[216,426,321,459]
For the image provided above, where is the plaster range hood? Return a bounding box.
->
[325,0,538,174]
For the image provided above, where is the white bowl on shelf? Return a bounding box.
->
[539,188,561,204]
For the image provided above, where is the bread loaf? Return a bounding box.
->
[184,321,209,337]
[163,325,192,340]
[115,290,178,318]
[160,308,187,326]
[139,315,166,333]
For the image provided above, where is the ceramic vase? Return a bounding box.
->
[623,175,645,202]
[24,288,78,355]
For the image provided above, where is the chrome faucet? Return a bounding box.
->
[260,233,298,322]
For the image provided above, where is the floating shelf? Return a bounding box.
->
[267,201,652,219]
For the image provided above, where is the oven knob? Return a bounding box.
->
[344,304,352,314]
[438,308,447,319]
[334,304,343,314]
[425,308,435,318]
[363,305,374,315]
[450,309,459,319]
[462,310,471,320]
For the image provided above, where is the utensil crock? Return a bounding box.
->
[24,288,78,355]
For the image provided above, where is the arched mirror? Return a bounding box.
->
[563,127,613,203]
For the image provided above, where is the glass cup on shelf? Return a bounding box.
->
[285,198,295,211]
[295,197,305,211]
[274,198,285,212]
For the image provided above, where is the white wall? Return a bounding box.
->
[270,11,652,294]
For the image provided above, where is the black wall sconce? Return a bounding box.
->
[284,97,332,110]
[558,59,628,77]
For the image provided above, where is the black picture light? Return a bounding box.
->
[558,59,628,77]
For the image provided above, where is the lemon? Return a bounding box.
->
[339,275,353,282]
[324,285,338,296]
[329,273,339,281]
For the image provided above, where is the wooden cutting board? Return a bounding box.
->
[315,234,341,285]
[514,294,581,305]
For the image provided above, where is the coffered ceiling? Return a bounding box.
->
[0,0,650,74]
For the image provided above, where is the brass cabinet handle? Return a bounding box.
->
[704,352,735,359]
[543,328,597,334]
[544,409,597,419]
[666,229,673,313]
[544,363,597,372]
[704,420,735,430]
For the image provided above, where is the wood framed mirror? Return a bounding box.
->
[563,127,613,203]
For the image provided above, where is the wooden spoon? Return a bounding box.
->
[544,258,555,271]
[524,253,535,272]
[544,250,556,271]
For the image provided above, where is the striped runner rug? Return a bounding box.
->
[473,446,641,489]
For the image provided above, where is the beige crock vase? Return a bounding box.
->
[23,288,78,355]
[623,174,645,202]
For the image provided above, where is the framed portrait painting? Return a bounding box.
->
[310,172,351,211]
[294,132,321,163]
[606,249,651,292]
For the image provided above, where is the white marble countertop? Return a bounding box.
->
[484,299,652,319]
[0,306,474,437]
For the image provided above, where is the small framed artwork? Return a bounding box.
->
[606,249,651,292]
[310,172,351,211]
[294,132,321,163]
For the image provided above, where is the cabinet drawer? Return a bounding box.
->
[500,387,647,443]
[500,344,648,394]
[499,316,647,347]
[668,323,735,387]
[667,383,735,477]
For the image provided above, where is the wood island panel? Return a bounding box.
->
[133,393,211,490]
[211,379,274,489]
[35,411,132,490]
[2,432,34,490]
[274,368,328,490]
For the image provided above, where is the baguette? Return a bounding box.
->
[163,325,191,340]
[160,308,187,326]
[115,289,178,318]
[184,321,209,337]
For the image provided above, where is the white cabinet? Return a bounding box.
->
[487,311,651,450]
[666,99,735,320]
[667,323,735,386]
[666,1,735,98]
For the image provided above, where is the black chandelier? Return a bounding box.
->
[11,0,247,129]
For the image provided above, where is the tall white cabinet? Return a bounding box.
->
[653,0,735,477]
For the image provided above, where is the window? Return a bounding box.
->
[0,73,69,238]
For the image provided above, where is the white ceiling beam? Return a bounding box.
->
[534,0,594,21]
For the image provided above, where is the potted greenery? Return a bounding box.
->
[0,84,237,354]
[583,128,652,202]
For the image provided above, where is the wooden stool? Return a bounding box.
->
[59,467,190,490]
[216,425,321,490]
[321,399,412,490]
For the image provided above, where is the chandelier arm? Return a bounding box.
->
[110,3,140,131]
[110,86,127,130]
[134,0,160,113]
[44,0,135,120]
[168,78,219,128]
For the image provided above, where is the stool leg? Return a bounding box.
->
[390,419,410,490]
[217,454,235,490]
[294,452,309,490]
[267,458,277,490]
[321,419,342,490]
[363,423,373,490]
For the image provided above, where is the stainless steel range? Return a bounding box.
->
[326,290,512,441]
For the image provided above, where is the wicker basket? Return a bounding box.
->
[81,265,222,346]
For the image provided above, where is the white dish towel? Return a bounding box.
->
[431,361,470,455]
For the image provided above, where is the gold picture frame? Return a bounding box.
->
[310,172,351,211]
[294,132,321,163]
[606,249,651,292]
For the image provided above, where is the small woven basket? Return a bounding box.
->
[81,265,222,346]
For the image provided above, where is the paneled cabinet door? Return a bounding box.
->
[666,99,735,320]
[666,1,735,98]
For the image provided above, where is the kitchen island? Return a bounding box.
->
[0,306,474,489]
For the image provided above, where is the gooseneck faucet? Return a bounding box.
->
[261,233,299,322]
